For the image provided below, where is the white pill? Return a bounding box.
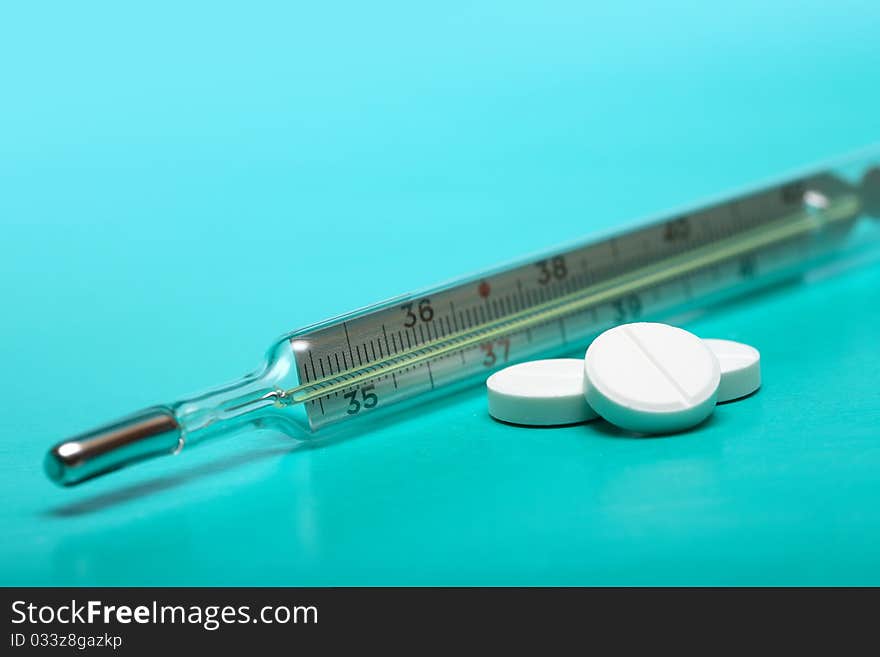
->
[584,322,720,434]
[703,338,761,403]
[487,358,599,426]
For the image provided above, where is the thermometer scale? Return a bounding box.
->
[46,149,880,486]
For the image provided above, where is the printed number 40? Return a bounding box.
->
[344,384,379,414]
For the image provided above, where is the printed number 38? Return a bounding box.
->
[536,257,567,285]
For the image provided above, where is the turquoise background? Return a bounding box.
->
[1,1,879,585]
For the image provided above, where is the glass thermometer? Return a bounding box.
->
[45,148,880,486]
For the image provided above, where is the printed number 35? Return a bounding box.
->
[344,384,379,414]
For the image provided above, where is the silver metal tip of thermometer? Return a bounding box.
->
[45,408,181,486]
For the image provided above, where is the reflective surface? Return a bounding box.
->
[1,1,879,585]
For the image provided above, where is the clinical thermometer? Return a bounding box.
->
[45,148,880,485]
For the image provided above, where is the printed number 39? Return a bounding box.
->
[344,384,379,415]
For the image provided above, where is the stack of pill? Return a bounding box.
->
[486,322,760,433]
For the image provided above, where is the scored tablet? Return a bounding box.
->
[584,323,720,434]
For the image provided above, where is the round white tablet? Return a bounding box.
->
[703,338,761,403]
[487,358,599,426]
[584,322,720,434]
